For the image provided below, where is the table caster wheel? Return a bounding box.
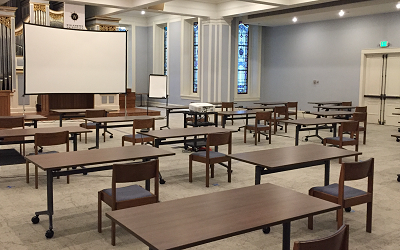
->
[280,127,283,130]
[305,138,308,142]
[398,128,400,132]
[397,175,400,182]
[110,135,113,138]
[397,138,400,142]
[45,229,54,239]
[345,207,352,212]
[31,216,39,224]
[160,179,166,184]
[262,227,270,234]
[38,149,43,153]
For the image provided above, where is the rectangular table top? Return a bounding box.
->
[0,126,90,138]
[51,109,109,114]
[313,105,357,109]
[156,105,189,110]
[228,144,361,169]
[85,115,164,123]
[308,101,342,105]
[25,145,175,171]
[310,111,355,116]
[218,110,258,115]
[254,101,288,105]
[281,118,350,126]
[138,127,232,139]
[244,105,279,110]
[106,183,340,250]
[0,115,47,120]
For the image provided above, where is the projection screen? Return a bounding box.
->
[24,23,127,94]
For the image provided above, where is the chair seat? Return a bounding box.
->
[191,151,226,158]
[102,184,153,202]
[28,151,58,156]
[80,122,97,129]
[325,137,356,142]
[311,183,366,199]
[246,124,269,129]
[123,134,151,140]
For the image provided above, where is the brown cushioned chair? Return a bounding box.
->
[98,160,159,245]
[221,102,234,125]
[308,158,374,233]
[122,118,155,146]
[287,102,298,120]
[0,116,25,155]
[351,112,367,145]
[244,111,272,145]
[26,131,70,189]
[189,132,232,187]
[323,121,359,164]
[272,106,288,134]
[293,224,349,250]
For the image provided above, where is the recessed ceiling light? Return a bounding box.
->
[396,3,400,9]
[141,10,146,15]
[292,17,297,23]
[339,10,345,17]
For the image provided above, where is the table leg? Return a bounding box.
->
[333,123,337,137]
[160,109,170,130]
[324,160,330,186]
[73,133,78,151]
[155,139,161,148]
[59,114,63,127]
[255,166,262,185]
[282,221,291,250]
[214,113,218,127]
[295,125,300,146]
[96,123,100,149]
[33,120,38,128]
[222,115,226,128]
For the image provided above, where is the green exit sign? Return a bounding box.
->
[380,41,389,48]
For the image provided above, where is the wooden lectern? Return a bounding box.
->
[0,90,11,116]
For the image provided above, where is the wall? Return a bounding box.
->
[261,12,400,111]
[135,26,148,93]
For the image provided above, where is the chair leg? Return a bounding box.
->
[228,160,231,183]
[111,221,116,246]
[26,161,29,183]
[35,165,39,189]
[189,155,193,183]
[79,133,81,142]
[258,131,261,142]
[337,208,344,230]
[363,130,366,145]
[122,139,124,147]
[255,131,257,145]
[244,128,247,143]
[366,202,372,233]
[84,132,87,144]
[103,127,106,142]
[211,164,214,178]
[66,167,70,184]
[308,189,314,230]
[206,162,210,187]
[355,144,359,162]
[98,192,102,233]
[269,129,272,144]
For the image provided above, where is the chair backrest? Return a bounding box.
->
[256,111,272,124]
[133,118,155,131]
[86,109,107,118]
[355,106,367,113]
[0,116,24,129]
[339,158,374,200]
[342,102,352,106]
[206,131,232,153]
[293,224,349,250]
[274,106,288,118]
[221,102,234,111]
[112,159,159,202]
[352,112,367,126]
[287,102,298,109]
[339,121,359,139]
[34,131,69,154]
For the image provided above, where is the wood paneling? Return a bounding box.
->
[119,89,136,109]
[40,94,94,114]
[0,91,11,116]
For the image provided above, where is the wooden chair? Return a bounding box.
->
[0,116,25,155]
[189,132,232,187]
[287,102,298,120]
[79,110,108,143]
[98,160,159,246]
[244,111,272,145]
[341,102,352,106]
[323,121,359,164]
[122,118,155,146]
[308,158,374,232]
[221,102,234,125]
[272,106,288,134]
[293,224,349,250]
[351,112,367,144]
[355,106,367,113]
[26,131,70,189]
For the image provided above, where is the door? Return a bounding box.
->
[363,53,400,125]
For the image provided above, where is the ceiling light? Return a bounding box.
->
[292,17,297,23]
[141,10,146,15]
[339,10,345,17]
[396,3,400,9]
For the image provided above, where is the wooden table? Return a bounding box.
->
[254,101,288,106]
[313,105,357,110]
[310,110,354,119]
[218,110,258,128]
[1,115,47,128]
[51,109,114,127]
[243,104,281,110]
[228,144,361,186]
[0,126,90,151]
[308,101,342,111]
[25,145,175,239]
[282,118,350,145]
[106,183,340,250]
[157,105,189,129]
[85,115,163,149]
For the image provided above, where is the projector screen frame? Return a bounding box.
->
[23,23,128,95]
[148,74,168,99]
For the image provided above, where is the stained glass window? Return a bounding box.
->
[164,26,168,75]
[193,22,199,93]
[237,22,249,94]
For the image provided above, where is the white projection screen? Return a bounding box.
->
[149,74,167,98]
[24,23,127,94]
